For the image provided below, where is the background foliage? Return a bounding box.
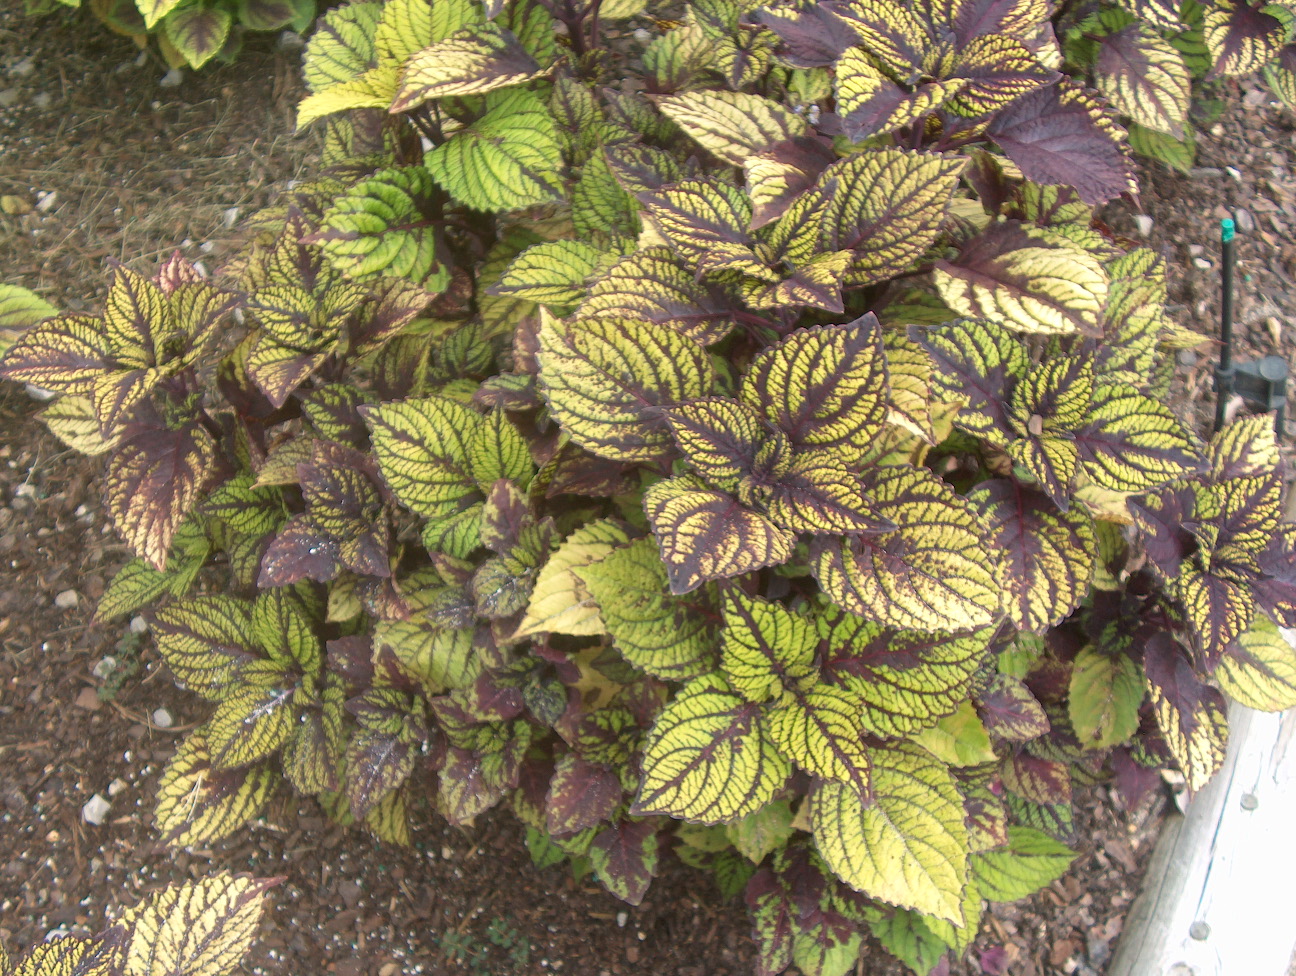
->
[24,0,316,69]
[3,1,1296,975]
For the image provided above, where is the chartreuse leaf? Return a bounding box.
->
[363,396,477,521]
[913,702,996,767]
[577,537,719,681]
[308,168,448,292]
[152,597,256,700]
[969,480,1095,632]
[971,826,1075,901]
[819,611,992,737]
[1216,614,1296,711]
[154,735,274,848]
[775,150,964,288]
[11,938,111,976]
[656,90,808,167]
[538,313,717,463]
[494,241,605,307]
[390,23,546,112]
[139,0,184,28]
[1069,645,1144,749]
[924,318,1028,445]
[726,799,795,864]
[933,222,1109,336]
[516,520,630,637]
[467,408,532,489]
[811,741,969,923]
[835,47,966,142]
[667,397,789,494]
[644,477,796,593]
[425,90,564,212]
[205,683,297,770]
[720,589,818,703]
[578,247,735,346]
[1075,383,1203,493]
[870,909,950,976]
[633,673,791,824]
[1097,25,1191,137]
[1145,634,1229,791]
[767,686,873,797]
[740,316,889,461]
[164,6,233,69]
[812,465,1004,632]
[301,2,380,92]
[0,284,56,354]
[116,874,275,976]
[641,180,771,280]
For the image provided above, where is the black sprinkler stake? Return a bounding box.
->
[1213,218,1235,434]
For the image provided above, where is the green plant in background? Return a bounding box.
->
[0,874,276,976]
[3,0,1296,974]
[1058,0,1296,172]
[24,0,316,70]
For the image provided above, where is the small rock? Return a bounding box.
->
[1133,214,1153,237]
[82,794,111,826]
[31,92,50,110]
[54,589,79,609]
[129,615,148,634]
[1188,244,1204,257]
[1210,123,1225,138]
[24,384,56,401]
[159,68,184,88]
[107,778,127,797]
[92,656,118,679]
[1266,316,1282,346]
[1193,257,1212,270]
[7,57,34,79]
[34,190,57,213]
[616,911,628,928]
[0,194,31,215]
[277,30,306,50]
[0,89,18,108]
[74,687,102,711]
[1192,166,1224,177]
[1225,166,1243,183]
[1244,89,1267,108]
[1177,349,1198,367]
[152,707,174,729]
[1234,208,1255,233]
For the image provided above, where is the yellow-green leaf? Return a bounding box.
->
[643,476,796,594]
[1069,645,1144,749]
[515,519,631,637]
[912,701,997,766]
[118,874,276,976]
[767,686,873,796]
[363,395,478,521]
[656,90,809,168]
[154,736,274,848]
[720,589,819,703]
[811,741,969,923]
[633,674,791,824]
[1216,614,1296,711]
[971,826,1075,902]
[538,313,716,463]
[576,537,720,681]
[391,23,546,112]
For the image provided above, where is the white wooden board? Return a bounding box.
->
[1107,629,1296,976]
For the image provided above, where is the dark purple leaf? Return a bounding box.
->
[344,730,415,820]
[259,515,342,587]
[589,819,660,905]
[1255,524,1296,626]
[976,674,1050,741]
[545,754,622,835]
[986,82,1136,205]
[756,4,860,66]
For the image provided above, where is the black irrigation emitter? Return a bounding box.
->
[1213,217,1289,437]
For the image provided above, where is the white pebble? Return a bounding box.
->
[129,616,148,634]
[24,384,55,401]
[92,656,117,679]
[107,778,127,797]
[159,69,183,88]
[616,911,628,928]
[1134,214,1153,237]
[8,57,34,79]
[54,589,79,609]
[222,206,241,229]
[82,794,111,826]
[152,707,174,729]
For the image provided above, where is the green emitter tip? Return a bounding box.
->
[1221,218,1235,242]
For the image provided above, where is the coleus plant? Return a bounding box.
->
[0,874,276,976]
[1057,0,1296,172]
[3,0,1295,974]
[25,0,316,70]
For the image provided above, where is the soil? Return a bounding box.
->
[0,10,1290,976]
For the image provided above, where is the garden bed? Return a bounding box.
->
[0,9,1292,976]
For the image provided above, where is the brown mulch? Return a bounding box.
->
[1,10,1291,976]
